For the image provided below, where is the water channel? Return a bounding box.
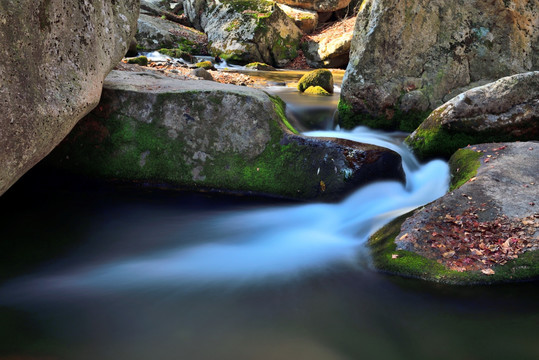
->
[0,67,537,360]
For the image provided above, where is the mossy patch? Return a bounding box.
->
[126,55,148,66]
[245,62,275,71]
[298,69,334,94]
[268,94,298,134]
[369,214,539,284]
[303,86,331,96]
[195,60,215,70]
[158,48,194,62]
[448,148,481,191]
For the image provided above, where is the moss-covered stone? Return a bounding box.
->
[303,86,331,96]
[298,69,334,94]
[195,60,215,70]
[44,70,404,201]
[245,62,276,71]
[127,55,149,66]
[448,148,481,191]
[369,213,539,285]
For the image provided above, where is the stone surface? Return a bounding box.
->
[378,142,539,284]
[184,0,303,66]
[340,0,539,129]
[276,0,351,12]
[298,69,334,93]
[277,3,318,33]
[406,72,539,159]
[136,13,207,50]
[44,70,405,201]
[303,26,353,68]
[0,0,139,196]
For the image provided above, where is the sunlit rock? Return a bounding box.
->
[0,0,139,196]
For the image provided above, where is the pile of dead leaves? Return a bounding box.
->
[400,207,539,274]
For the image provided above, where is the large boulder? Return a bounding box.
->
[43,70,405,201]
[0,0,139,196]
[275,0,351,12]
[406,72,539,160]
[370,142,539,284]
[184,0,303,66]
[339,0,539,131]
[136,13,207,51]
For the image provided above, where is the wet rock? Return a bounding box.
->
[276,0,351,12]
[184,0,302,66]
[44,70,404,201]
[277,3,318,33]
[0,0,139,196]
[406,72,539,160]
[246,62,277,71]
[370,142,539,284]
[340,0,539,130]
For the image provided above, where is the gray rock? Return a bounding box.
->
[136,13,206,50]
[190,67,214,80]
[44,70,405,201]
[277,4,318,34]
[303,29,353,68]
[0,0,139,196]
[390,142,539,282]
[340,0,539,128]
[406,72,539,159]
[184,0,303,66]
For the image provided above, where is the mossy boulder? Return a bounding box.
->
[370,142,539,284]
[195,60,216,70]
[406,72,539,160]
[158,48,196,62]
[341,0,539,131]
[43,70,405,201]
[298,69,334,93]
[0,0,139,196]
[127,55,149,66]
[245,62,276,71]
[303,86,331,96]
[276,3,318,34]
[184,0,303,66]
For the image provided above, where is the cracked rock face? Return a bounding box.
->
[341,0,539,121]
[0,0,139,196]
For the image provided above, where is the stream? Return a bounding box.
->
[0,70,538,360]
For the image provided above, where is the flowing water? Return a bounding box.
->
[0,74,537,360]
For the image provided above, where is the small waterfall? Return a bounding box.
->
[0,125,449,300]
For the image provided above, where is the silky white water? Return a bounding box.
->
[0,125,449,300]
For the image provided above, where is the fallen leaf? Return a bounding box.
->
[399,233,408,241]
[391,254,399,259]
[443,251,455,258]
[481,268,495,275]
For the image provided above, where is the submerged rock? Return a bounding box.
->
[370,142,539,284]
[44,70,404,201]
[340,0,539,130]
[275,0,351,12]
[0,0,139,196]
[184,0,302,66]
[406,72,539,160]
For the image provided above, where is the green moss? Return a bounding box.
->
[303,86,331,96]
[369,214,539,284]
[448,148,481,191]
[225,19,241,31]
[245,62,275,71]
[298,69,334,94]
[195,61,215,69]
[268,94,298,134]
[126,56,148,66]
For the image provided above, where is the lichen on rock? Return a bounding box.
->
[298,69,334,93]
